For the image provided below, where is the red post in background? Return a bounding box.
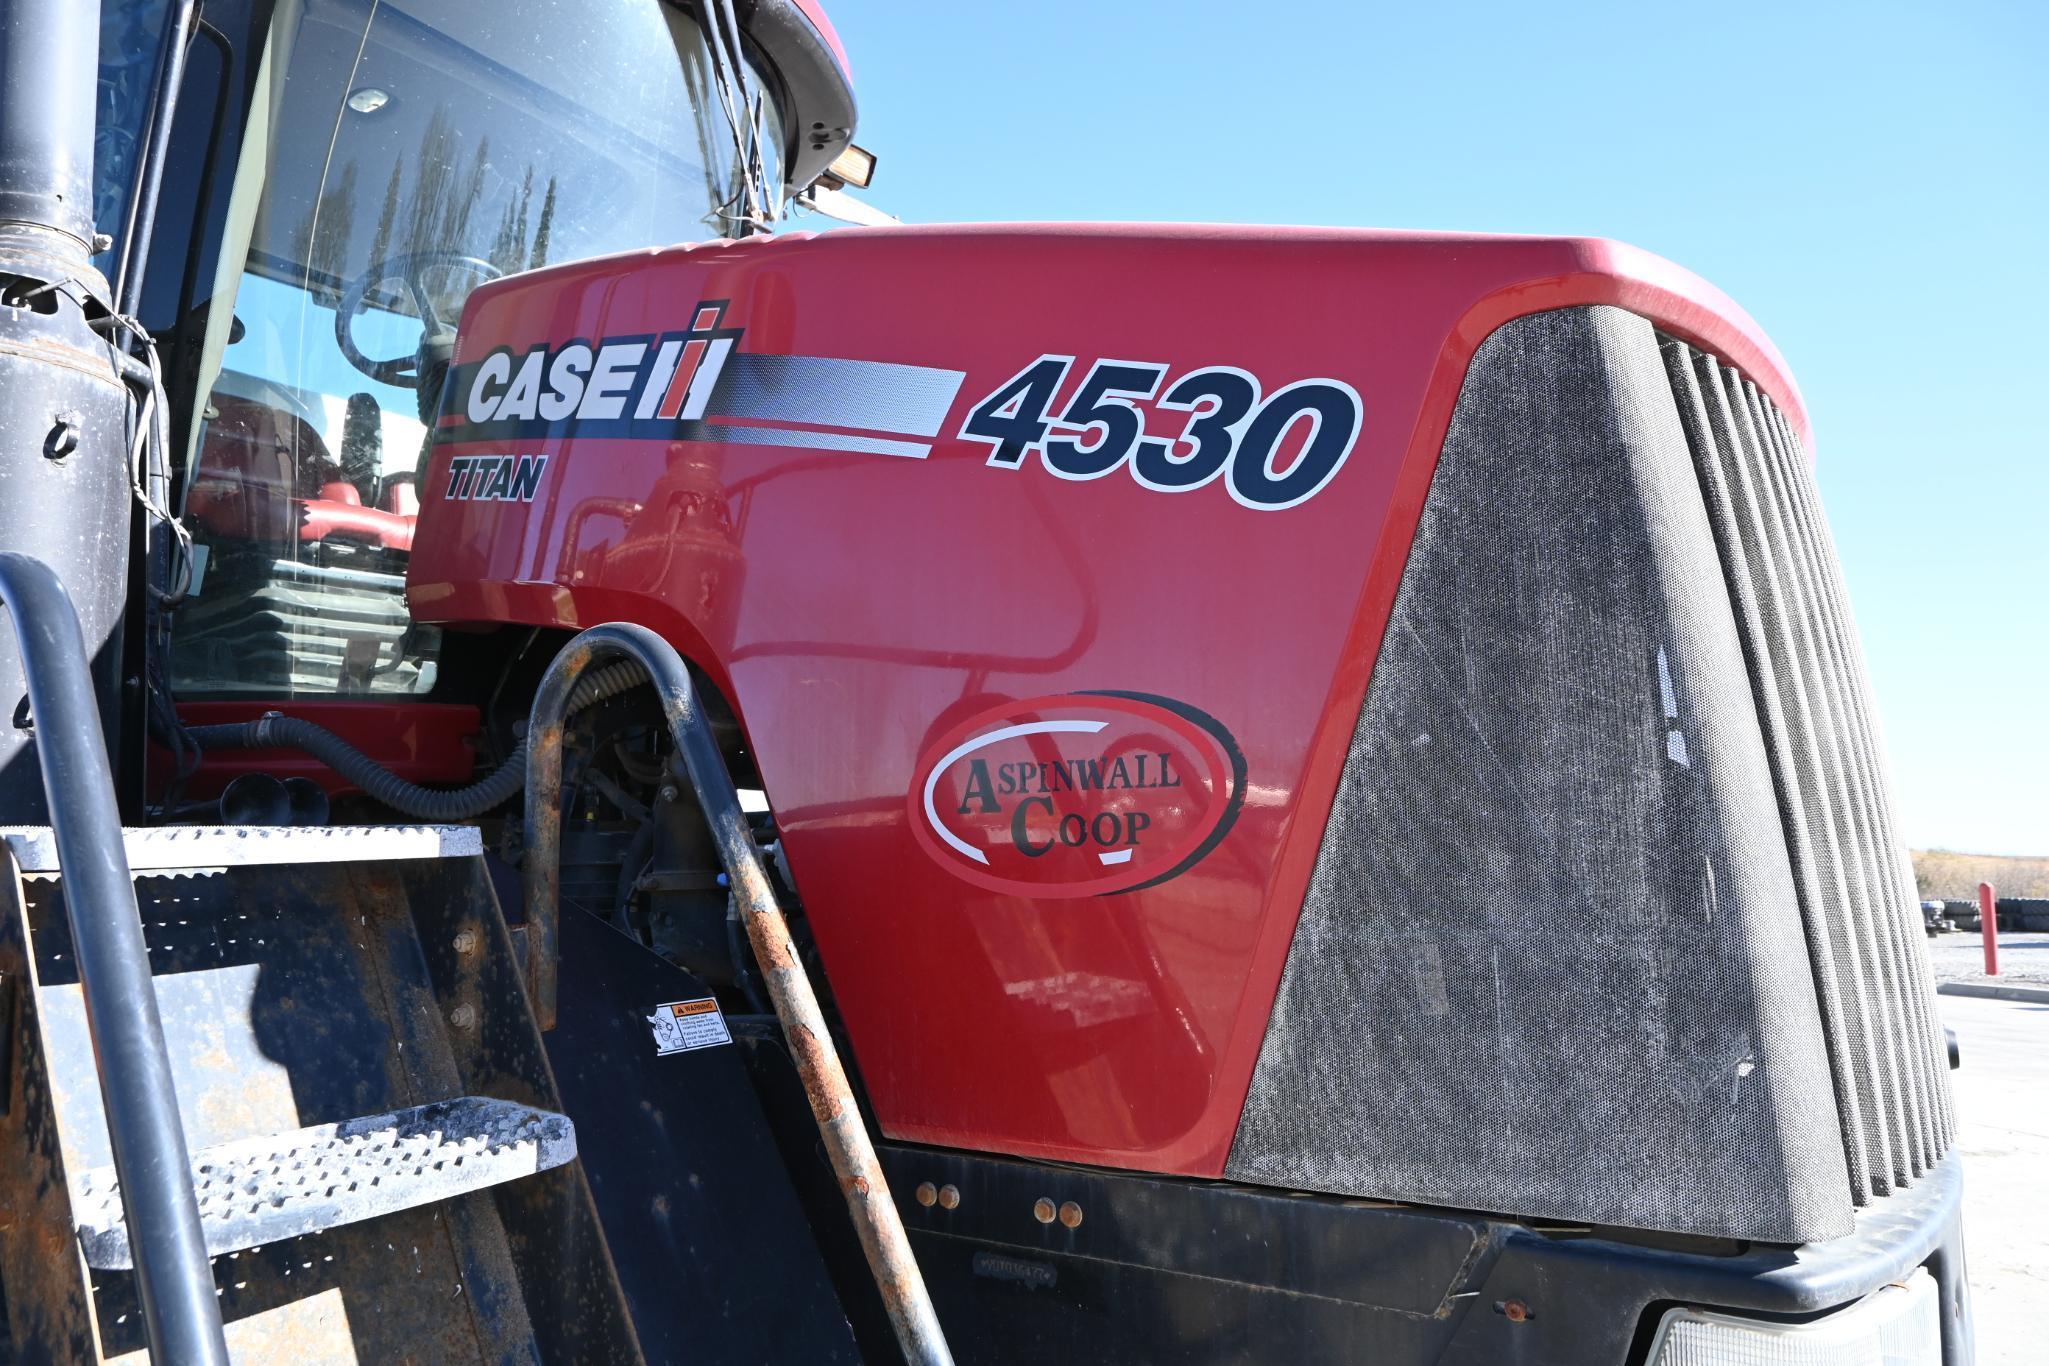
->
[1980,880,2000,977]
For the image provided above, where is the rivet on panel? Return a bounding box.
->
[1032,1197,1056,1224]
[1058,1201,1082,1229]
[914,1182,937,1208]
[938,1184,960,1210]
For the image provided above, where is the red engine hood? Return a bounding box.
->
[409,223,1805,1175]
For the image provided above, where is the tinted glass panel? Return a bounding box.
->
[172,0,776,697]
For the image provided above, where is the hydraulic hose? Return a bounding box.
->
[185,658,652,820]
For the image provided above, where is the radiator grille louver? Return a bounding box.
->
[1664,340,1954,1201]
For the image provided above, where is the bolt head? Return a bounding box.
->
[452,930,479,956]
[1058,1201,1083,1229]
[938,1184,960,1210]
[1032,1197,1056,1225]
[450,1003,477,1030]
[914,1182,937,1208]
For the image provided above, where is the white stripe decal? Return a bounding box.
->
[694,424,932,458]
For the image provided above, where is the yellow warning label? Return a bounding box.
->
[646,997,731,1055]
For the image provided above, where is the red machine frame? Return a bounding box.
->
[407,223,1807,1176]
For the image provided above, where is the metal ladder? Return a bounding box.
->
[0,825,621,1363]
[69,1096,574,1272]
[0,557,593,1362]
[0,558,948,1362]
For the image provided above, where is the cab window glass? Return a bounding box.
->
[174,0,778,697]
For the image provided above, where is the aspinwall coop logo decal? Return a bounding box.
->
[909,692,1245,898]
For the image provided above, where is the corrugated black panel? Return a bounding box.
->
[1227,306,1853,1242]
[1666,341,1954,1201]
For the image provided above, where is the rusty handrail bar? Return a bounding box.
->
[0,553,228,1364]
[522,622,953,1365]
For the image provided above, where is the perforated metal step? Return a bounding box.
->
[70,1096,576,1270]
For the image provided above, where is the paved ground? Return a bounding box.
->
[1929,928,2049,989]
[1941,994,2047,1365]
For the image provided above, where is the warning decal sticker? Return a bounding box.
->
[646,997,732,1055]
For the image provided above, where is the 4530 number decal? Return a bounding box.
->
[955,356,1362,511]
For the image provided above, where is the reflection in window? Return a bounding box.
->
[173,0,778,697]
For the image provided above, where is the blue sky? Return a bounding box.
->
[823,0,2047,855]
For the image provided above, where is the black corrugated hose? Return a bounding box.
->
[185,659,651,820]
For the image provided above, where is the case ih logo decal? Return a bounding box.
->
[910,693,1245,899]
[957,357,1363,510]
[441,299,968,459]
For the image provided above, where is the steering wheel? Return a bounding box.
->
[335,252,503,388]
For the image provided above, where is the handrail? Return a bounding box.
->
[0,553,228,1365]
[524,622,954,1366]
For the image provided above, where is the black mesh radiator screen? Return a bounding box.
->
[1226,306,1952,1242]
